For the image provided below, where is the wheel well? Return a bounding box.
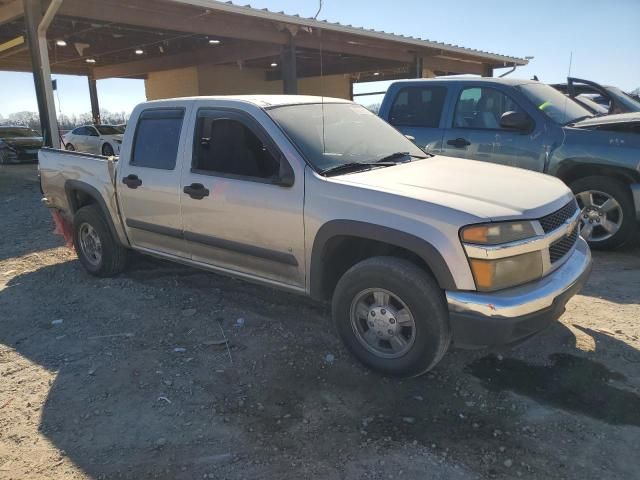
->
[317,236,436,301]
[557,163,640,186]
[68,189,98,213]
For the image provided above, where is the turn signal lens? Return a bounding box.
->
[469,251,543,291]
[461,221,537,245]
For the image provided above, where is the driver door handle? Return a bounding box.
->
[122,174,142,189]
[447,137,471,148]
[183,183,210,200]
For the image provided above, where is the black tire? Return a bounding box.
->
[72,205,128,276]
[570,176,637,250]
[102,143,114,156]
[65,143,75,151]
[332,256,451,377]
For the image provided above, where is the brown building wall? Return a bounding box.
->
[144,64,352,100]
[144,66,199,100]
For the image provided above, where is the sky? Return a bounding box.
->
[1,0,638,118]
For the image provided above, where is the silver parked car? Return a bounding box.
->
[39,95,591,377]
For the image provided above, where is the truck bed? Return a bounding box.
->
[38,148,119,220]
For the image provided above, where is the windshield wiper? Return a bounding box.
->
[321,162,398,177]
[376,151,428,163]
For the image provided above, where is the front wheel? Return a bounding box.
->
[65,143,75,151]
[73,205,127,276]
[332,257,451,377]
[570,176,637,250]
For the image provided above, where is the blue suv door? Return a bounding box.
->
[382,84,448,154]
[441,84,547,172]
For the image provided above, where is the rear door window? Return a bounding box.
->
[388,86,447,128]
[131,109,185,170]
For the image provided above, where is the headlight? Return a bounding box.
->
[461,221,537,244]
[468,251,543,291]
[461,220,543,291]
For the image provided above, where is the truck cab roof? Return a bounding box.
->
[141,95,352,109]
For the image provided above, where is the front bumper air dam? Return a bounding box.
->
[446,237,592,348]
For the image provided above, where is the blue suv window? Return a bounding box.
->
[389,86,447,128]
[454,87,524,130]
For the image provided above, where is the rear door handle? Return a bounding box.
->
[122,174,142,189]
[447,137,471,148]
[183,183,210,200]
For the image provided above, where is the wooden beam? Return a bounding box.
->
[88,75,100,123]
[0,35,24,53]
[0,0,23,26]
[295,32,414,63]
[58,0,288,45]
[421,56,485,75]
[281,33,297,94]
[93,41,281,79]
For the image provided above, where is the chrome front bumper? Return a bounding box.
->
[446,237,592,347]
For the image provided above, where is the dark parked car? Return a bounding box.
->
[552,77,640,115]
[0,126,43,164]
[379,78,640,249]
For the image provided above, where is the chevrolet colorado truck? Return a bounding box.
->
[378,78,640,250]
[39,95,592,377]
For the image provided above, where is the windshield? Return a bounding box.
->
[609,87,640,112]
[0,127,40,138]
[268,103,426,173]
[95,125,121,135]
[517,83,593,125]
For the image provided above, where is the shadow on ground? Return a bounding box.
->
[2,255,640,479]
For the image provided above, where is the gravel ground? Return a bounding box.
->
[1,163,639,480]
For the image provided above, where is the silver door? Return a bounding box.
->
[117,107,190,258]
[180,109,305,288]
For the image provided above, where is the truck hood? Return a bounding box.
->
[334,156,573,221]
[572,112,640,128]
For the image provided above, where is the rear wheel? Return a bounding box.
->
[332,257,451,377]
[65,143,75,151]
[73,205,127,276]
[570,176,637,250]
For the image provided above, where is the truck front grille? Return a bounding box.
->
[549,226,579,263]
[539,200,578,234]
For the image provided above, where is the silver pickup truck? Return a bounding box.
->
[39,95,592,377]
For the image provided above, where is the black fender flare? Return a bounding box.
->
[310,220,457,300]
[64,180,125,246]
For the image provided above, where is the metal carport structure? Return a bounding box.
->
[0,0,528,148]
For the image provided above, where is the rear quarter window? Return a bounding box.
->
[131,109,185,170]
[388,85,447,128]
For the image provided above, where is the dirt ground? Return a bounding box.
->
[1,163,639,480]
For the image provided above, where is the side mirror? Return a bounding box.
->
[276,158,295,187]
[500,111,533,132]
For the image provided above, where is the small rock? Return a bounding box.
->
[504,459,513,468]
[235,318,245,327]
[413,395,424,401]
[51,319,63,326]
[173,347,187,353]
[324,353,335,365]
[402,416,416,424]
[87,368,96,376]
[181,308,197,317]
[155,438,167,447]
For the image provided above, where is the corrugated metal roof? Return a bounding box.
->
[173,0,528,66]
